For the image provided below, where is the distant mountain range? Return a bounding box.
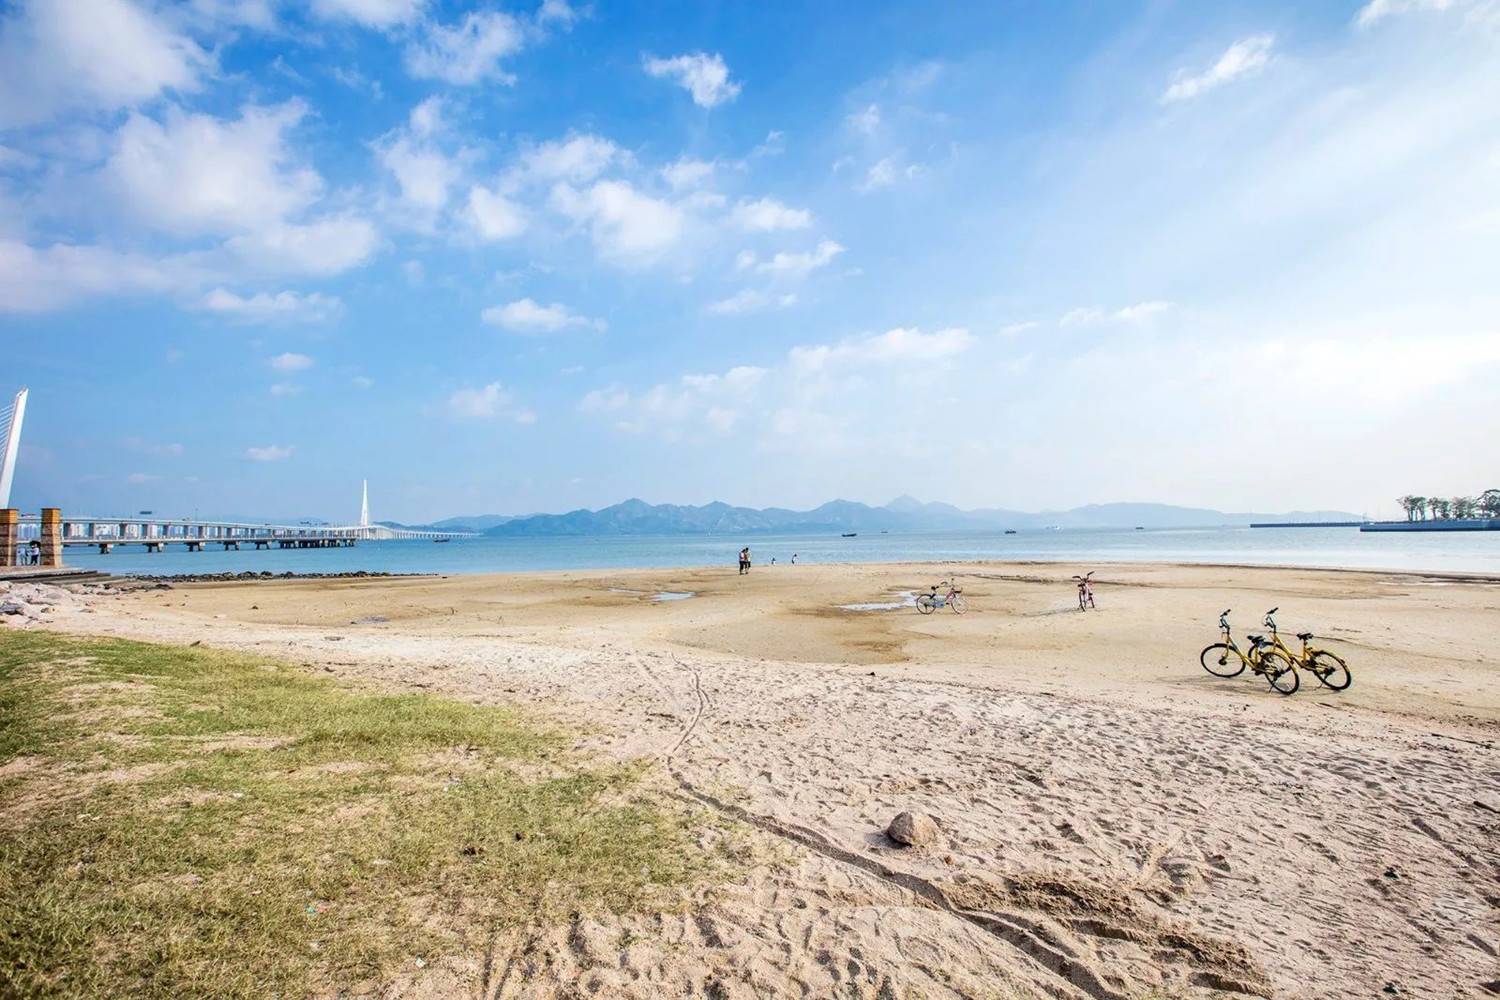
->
[386,497,1363,536]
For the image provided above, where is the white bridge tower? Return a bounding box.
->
[359,479,370,529]
[0,388,27,509]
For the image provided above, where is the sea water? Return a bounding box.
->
[57,525,1500,577]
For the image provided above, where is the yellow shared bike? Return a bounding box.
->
[1256,608,1352,691]
[1199,609,1299,695]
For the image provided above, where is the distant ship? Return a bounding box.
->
[841,532,857,537]
[433,537,450,543]
[1004,529,1017,535]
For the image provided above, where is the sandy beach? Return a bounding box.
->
[11,560,1500,999]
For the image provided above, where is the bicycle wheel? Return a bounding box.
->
[916,595,936,615]
[1258,650,1300,695]
[1307,651,1351,691]
[950,594,968,614]
[1199,643,1245,678]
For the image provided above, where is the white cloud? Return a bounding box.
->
[481,297,603,333]
[0,239,202,312]
[126,472,158,485]
[226,215,379,276]
[847,103,881,135]
[538,0,579,26]
[643,52,741,108]
[788,327,974,375]
[106,102,322,237]
[1163,35,1275,103]
[551,179,685,263]
[200,288,342,324]
[756,239,844,277]
[245,444,293,461]
[751,130,786,158]
[661,157,715,190]
[465,185,526,241]
[311,0,425,28]
[730,197,812,232]
[578,385,630,413]
[268,351,314,372]
[705,289,798,315]
[407,95,444,137]
[857,155,923,192]
[378,133,460,218]
[1060,301,1174,326]
[0,0,209,128]
[1355,0,1455,27]
[516,133,619,182]
[352,375,374,389]
[123,437,183,457]
[269,382,302,397]
[406,10,524,86]
[447,382,533,423]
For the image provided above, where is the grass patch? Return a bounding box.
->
[0,631,726,998]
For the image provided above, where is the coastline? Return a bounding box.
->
[7,558,1498,998]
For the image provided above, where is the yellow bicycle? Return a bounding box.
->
[1257,608,1352,691]
[1199,609,1299,695]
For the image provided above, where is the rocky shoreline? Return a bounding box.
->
[124,570,429,584]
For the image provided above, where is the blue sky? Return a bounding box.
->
[3,0,1498,523]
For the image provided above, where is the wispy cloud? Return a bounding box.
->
[447,382,536,423]
[705,289,798,316]
[200,288,342,324]
[268,351,314,372]
[643,52,741,108]
[481,298,605,334]
[1163,35,1275,103]
[245,444,293,461]
[730,197,812,232]
[405,10,525,86]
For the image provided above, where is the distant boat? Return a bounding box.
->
[433,537,450,543]
[1004,529,1017,535]
[1134,526,1145,531]
[841,532,857,537]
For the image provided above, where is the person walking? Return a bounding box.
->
[739,546,751,574]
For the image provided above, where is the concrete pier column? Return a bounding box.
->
[40,508,63,567]
[0,509,17,567]
[98,543,113,555]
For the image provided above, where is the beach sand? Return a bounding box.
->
[15,560,1500,998]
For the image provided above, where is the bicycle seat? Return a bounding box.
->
[1248,634,1265,643]
[1297,631,1313,641]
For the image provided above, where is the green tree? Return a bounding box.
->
[1410,495,1428,521]
[1398,495,1420,521]
[1428,497,1450,520]
[1480,489,1500,518]
[1452,496,1478,519]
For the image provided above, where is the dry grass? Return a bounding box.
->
[0,631,727,999]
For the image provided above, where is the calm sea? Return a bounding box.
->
[56,525,1500,577]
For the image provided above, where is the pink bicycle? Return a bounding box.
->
[1072,571,1096,610]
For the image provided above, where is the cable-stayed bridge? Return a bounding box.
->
[0,390,472,566]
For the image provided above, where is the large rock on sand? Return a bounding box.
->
[887,811,939,847]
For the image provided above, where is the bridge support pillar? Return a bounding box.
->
[254,540,269,549]
[186,541,202,553]
[0,509,16,567]
[98,543,113,554]
[40,508,62,568]
[145,542,162,553]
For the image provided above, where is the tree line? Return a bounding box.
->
[1397,490,1500,521]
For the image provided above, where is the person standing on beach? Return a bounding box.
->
[738,546,750,574]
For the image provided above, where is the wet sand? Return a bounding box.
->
[18,560,1500,998]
